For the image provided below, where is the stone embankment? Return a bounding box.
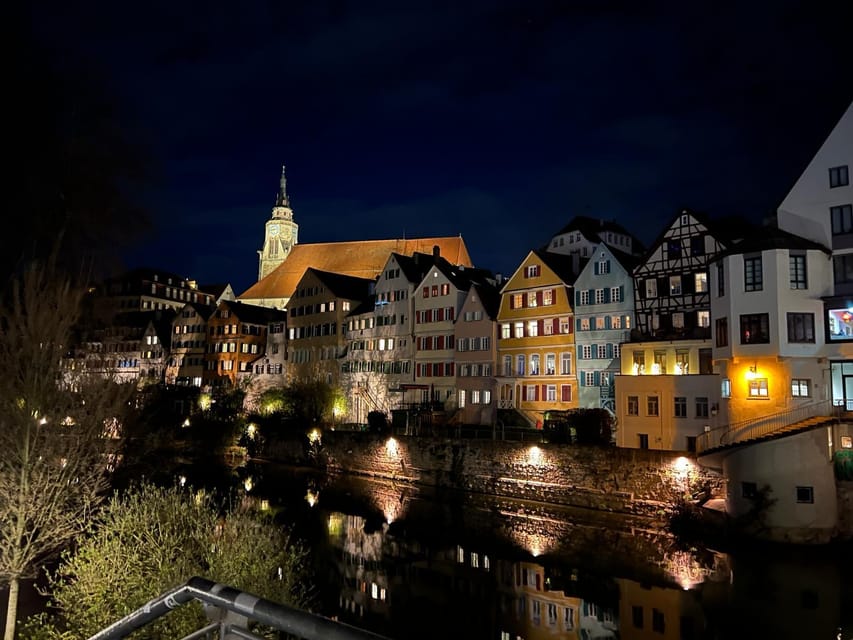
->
[262,431,725,521]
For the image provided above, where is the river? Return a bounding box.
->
[227,460,852,640]
[4,458,851,639]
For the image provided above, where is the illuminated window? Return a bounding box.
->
[542,289,553,305]
[516,355,525,376]
[528,320,538,337]
[546,385,556,401]
[791,378,810,397]
[722,378,731,397]
[560,353,571,375]
[529,354,540,375]
[748,378,769,398]
[501,324,511,339]
[611,315,622,329]
[695,272,708,292]
[514,322,524,338]
[546,353,556,375]
[559,317,571,334]
[669,275,681,295]
[527,291,537,307]
[580,318,590,331]
[698,310,710,327]
[458,390,466,408]
[526,264,541,278]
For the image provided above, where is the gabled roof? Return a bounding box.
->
[301,268,375,300]
[238,236,473,302]
[534,248,582,284]
[711,224,831,261]
[637,207,756,265]
[469,281,502,320]
[180,301,217,321]
[218,300,287,324]
[394,251,440,284]
[550,215,646,253]
[429,257,495,292]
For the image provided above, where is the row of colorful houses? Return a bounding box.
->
[73,102,852,459]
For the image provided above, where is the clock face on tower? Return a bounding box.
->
[269,224,280,237]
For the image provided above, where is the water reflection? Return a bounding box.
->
[175,460,852,640]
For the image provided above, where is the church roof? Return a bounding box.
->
[238,236,472,303]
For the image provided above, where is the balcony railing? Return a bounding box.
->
[87,576,390,640]
[696,399,843,454]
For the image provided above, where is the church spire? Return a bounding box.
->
[275,165,289,207]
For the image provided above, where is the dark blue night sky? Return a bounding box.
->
[15,1,853,294]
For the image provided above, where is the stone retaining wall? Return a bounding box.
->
[264,432,726,519]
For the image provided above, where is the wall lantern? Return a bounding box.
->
[745,363,758,380]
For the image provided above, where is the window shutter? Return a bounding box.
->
[620,285,625,302]
[575,291,581,306]
[448,307,454,320]
[438,308,444,321]
[594,262,599,275]
[536,291,543,306]
[541,384,547,399]
[606,343,613,358]
[604,288,611,303]
[535,385,540,401]
[605,316,611,329]
[553,318,559,334]
[594,371,600,386]
[538,319,544,334]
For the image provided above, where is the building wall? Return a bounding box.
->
[722,427,841,544]
[266,432,725,518]
[455,288,498,425]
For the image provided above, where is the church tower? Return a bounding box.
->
[257,165,299,281]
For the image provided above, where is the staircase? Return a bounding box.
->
[697,399,844,456]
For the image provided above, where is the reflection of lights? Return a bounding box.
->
[671,456,695,492]
[306,489,319,507]
[328,513,344,536]
[246,423,257,439]
[665,550,707,591]
[508,527,557,558]
[673,456,692,473]
[308,428,322,445]
[259,499,270,511]
[39,417,48,425]
[179,475,187,487]
[243,477,254,492]
[198,393,212,411]
[385,437,399,457]
[527,446,544,466]
[182,417,191,428]
[62,416,75,426]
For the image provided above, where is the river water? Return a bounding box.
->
[217,461,852,640]
[4,459,851,639]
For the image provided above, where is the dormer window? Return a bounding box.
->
[525,265,541,278]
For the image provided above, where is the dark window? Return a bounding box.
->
[652,608,665,633]
[686,436,697,453]
[742,481,757,499]
[830,165,849,188]
[632,605,643,628]
[744,256,763,291]
[715,317,728,347]
[647,396,659,416]
[717,262,725,297]
[831,204,853,235]
[796,486,814,504]
[787,312,815,343]
[690,235,704,256]
[667,240,681,260]
[627,395,639,415]
[740,313,770,344]
[639,434,649,449]
[696,397,709,418]
[789,254,807,289]
[833,254,853,285]
[674,396,687,417]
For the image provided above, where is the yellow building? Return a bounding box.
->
[497,250,580,426]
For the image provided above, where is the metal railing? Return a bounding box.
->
[87,576,391,640]
[696,399,842,455]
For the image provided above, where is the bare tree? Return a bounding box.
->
[0,259,135,640]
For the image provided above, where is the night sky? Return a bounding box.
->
[15,1,853,295]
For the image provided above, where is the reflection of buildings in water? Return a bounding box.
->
[617,578,707,639]
[497,560,618,640]
[327,513,390,624]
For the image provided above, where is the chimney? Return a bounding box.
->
[433,245,440,258]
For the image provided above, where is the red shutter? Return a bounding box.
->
[536,291,543,306]
[438,308,444,321]
[448,362,454,376]
[538,320,544,334]
[448,307,454,320]
[552,318,559,334]
[535,385,540,401]
[541,384,547,400]
[437,335,444,349]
